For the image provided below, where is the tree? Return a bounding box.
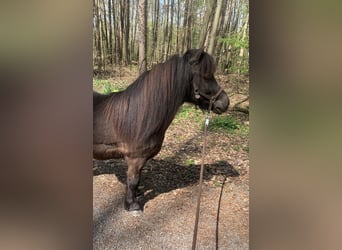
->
[151,0,160,64]
[138,0,147,74]
[198,0,215,49]
[108,0,113,64]
[207,0,223,56]
[94,0,104,71]
[182,0,193,52]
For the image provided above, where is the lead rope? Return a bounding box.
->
[192,101,214,250]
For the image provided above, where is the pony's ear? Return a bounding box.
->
[189,49,204,65]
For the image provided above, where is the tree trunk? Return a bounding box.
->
[108,0,113,65]
[176,0,181,52]
[162,1,169,61]
[185,0,193,50]
[95,0,103,71]
[101,0,109,62]
[151,0,160,64]
[132,0,138,62]
[138,0,147,74]
[114,1,122,64]
[119,0,125,65]
[167,0,174,57]
[181,0,189,52]
[198,0,216,49]
[238,12,249,63]
[207,0,222,56]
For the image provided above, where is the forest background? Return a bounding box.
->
[93,0,249,76]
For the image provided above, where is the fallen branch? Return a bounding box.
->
[229,96,249,114]
[229,106,249,114]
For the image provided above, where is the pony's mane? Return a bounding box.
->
[103,55,191,142]
[101,51,216,143]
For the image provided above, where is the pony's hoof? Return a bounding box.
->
[124,200,143,212]
[130,210,143,217]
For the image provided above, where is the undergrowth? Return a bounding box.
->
[175,105,249,137]
[93,79,127,94]
[208,114,249,137]
[174,105,202,124]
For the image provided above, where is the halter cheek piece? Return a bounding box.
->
[194,87,223,112]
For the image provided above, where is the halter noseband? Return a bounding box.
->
[194,87,223,112]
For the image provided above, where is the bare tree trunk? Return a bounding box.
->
[238,12,248,62]
[176,0,181,52]
[101,0,109,62]
[138,0,147,74]
[199,0,216,49]
[230,0,239,33]
[207,0,222,56]
[167,0,174,57]
[114,1,122,64]
[108,0,113,65]
[119,0,125,65]
[162,0,169,61]
[95,0,103,71]
[181,0,189,52]
[132,0,138,62]
[186,0,193,50]
[123,1,130,64]
[151,0,160,64]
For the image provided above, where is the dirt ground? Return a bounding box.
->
[93,72,249,249]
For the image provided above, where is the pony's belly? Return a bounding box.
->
[93,141,163,160]
[93,143,125,160]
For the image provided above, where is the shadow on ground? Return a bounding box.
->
[93,131,240,210]
[93,157,239,209]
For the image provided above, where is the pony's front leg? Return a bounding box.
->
[124,157,146,213]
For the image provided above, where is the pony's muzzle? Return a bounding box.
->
[212,91,229,114]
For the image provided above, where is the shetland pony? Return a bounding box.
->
[93,49,229,212]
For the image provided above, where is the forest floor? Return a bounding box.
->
[93,67,249,249]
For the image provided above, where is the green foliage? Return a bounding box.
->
[176,105,192,119]
[237,123,249,137]
[93,79,126,94]
[174,105,202,123]
[93,79,111,87]
[220,33,249,50]
[242,145,249,152]
[215,181,223,187]
[208,115,249,136]
[175,107,249,138]
[219,33,249,74]
[185,159,195,166]
[209,115,240,132]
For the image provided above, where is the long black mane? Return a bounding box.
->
[97,53,212,143]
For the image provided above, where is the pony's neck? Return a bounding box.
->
[106,56,192,143]
[131,57,191,137]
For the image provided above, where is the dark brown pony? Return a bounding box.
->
[93,49,229,213]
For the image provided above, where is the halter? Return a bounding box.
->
[194,87,223,113]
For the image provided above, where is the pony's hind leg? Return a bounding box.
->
[124,157,146,213]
